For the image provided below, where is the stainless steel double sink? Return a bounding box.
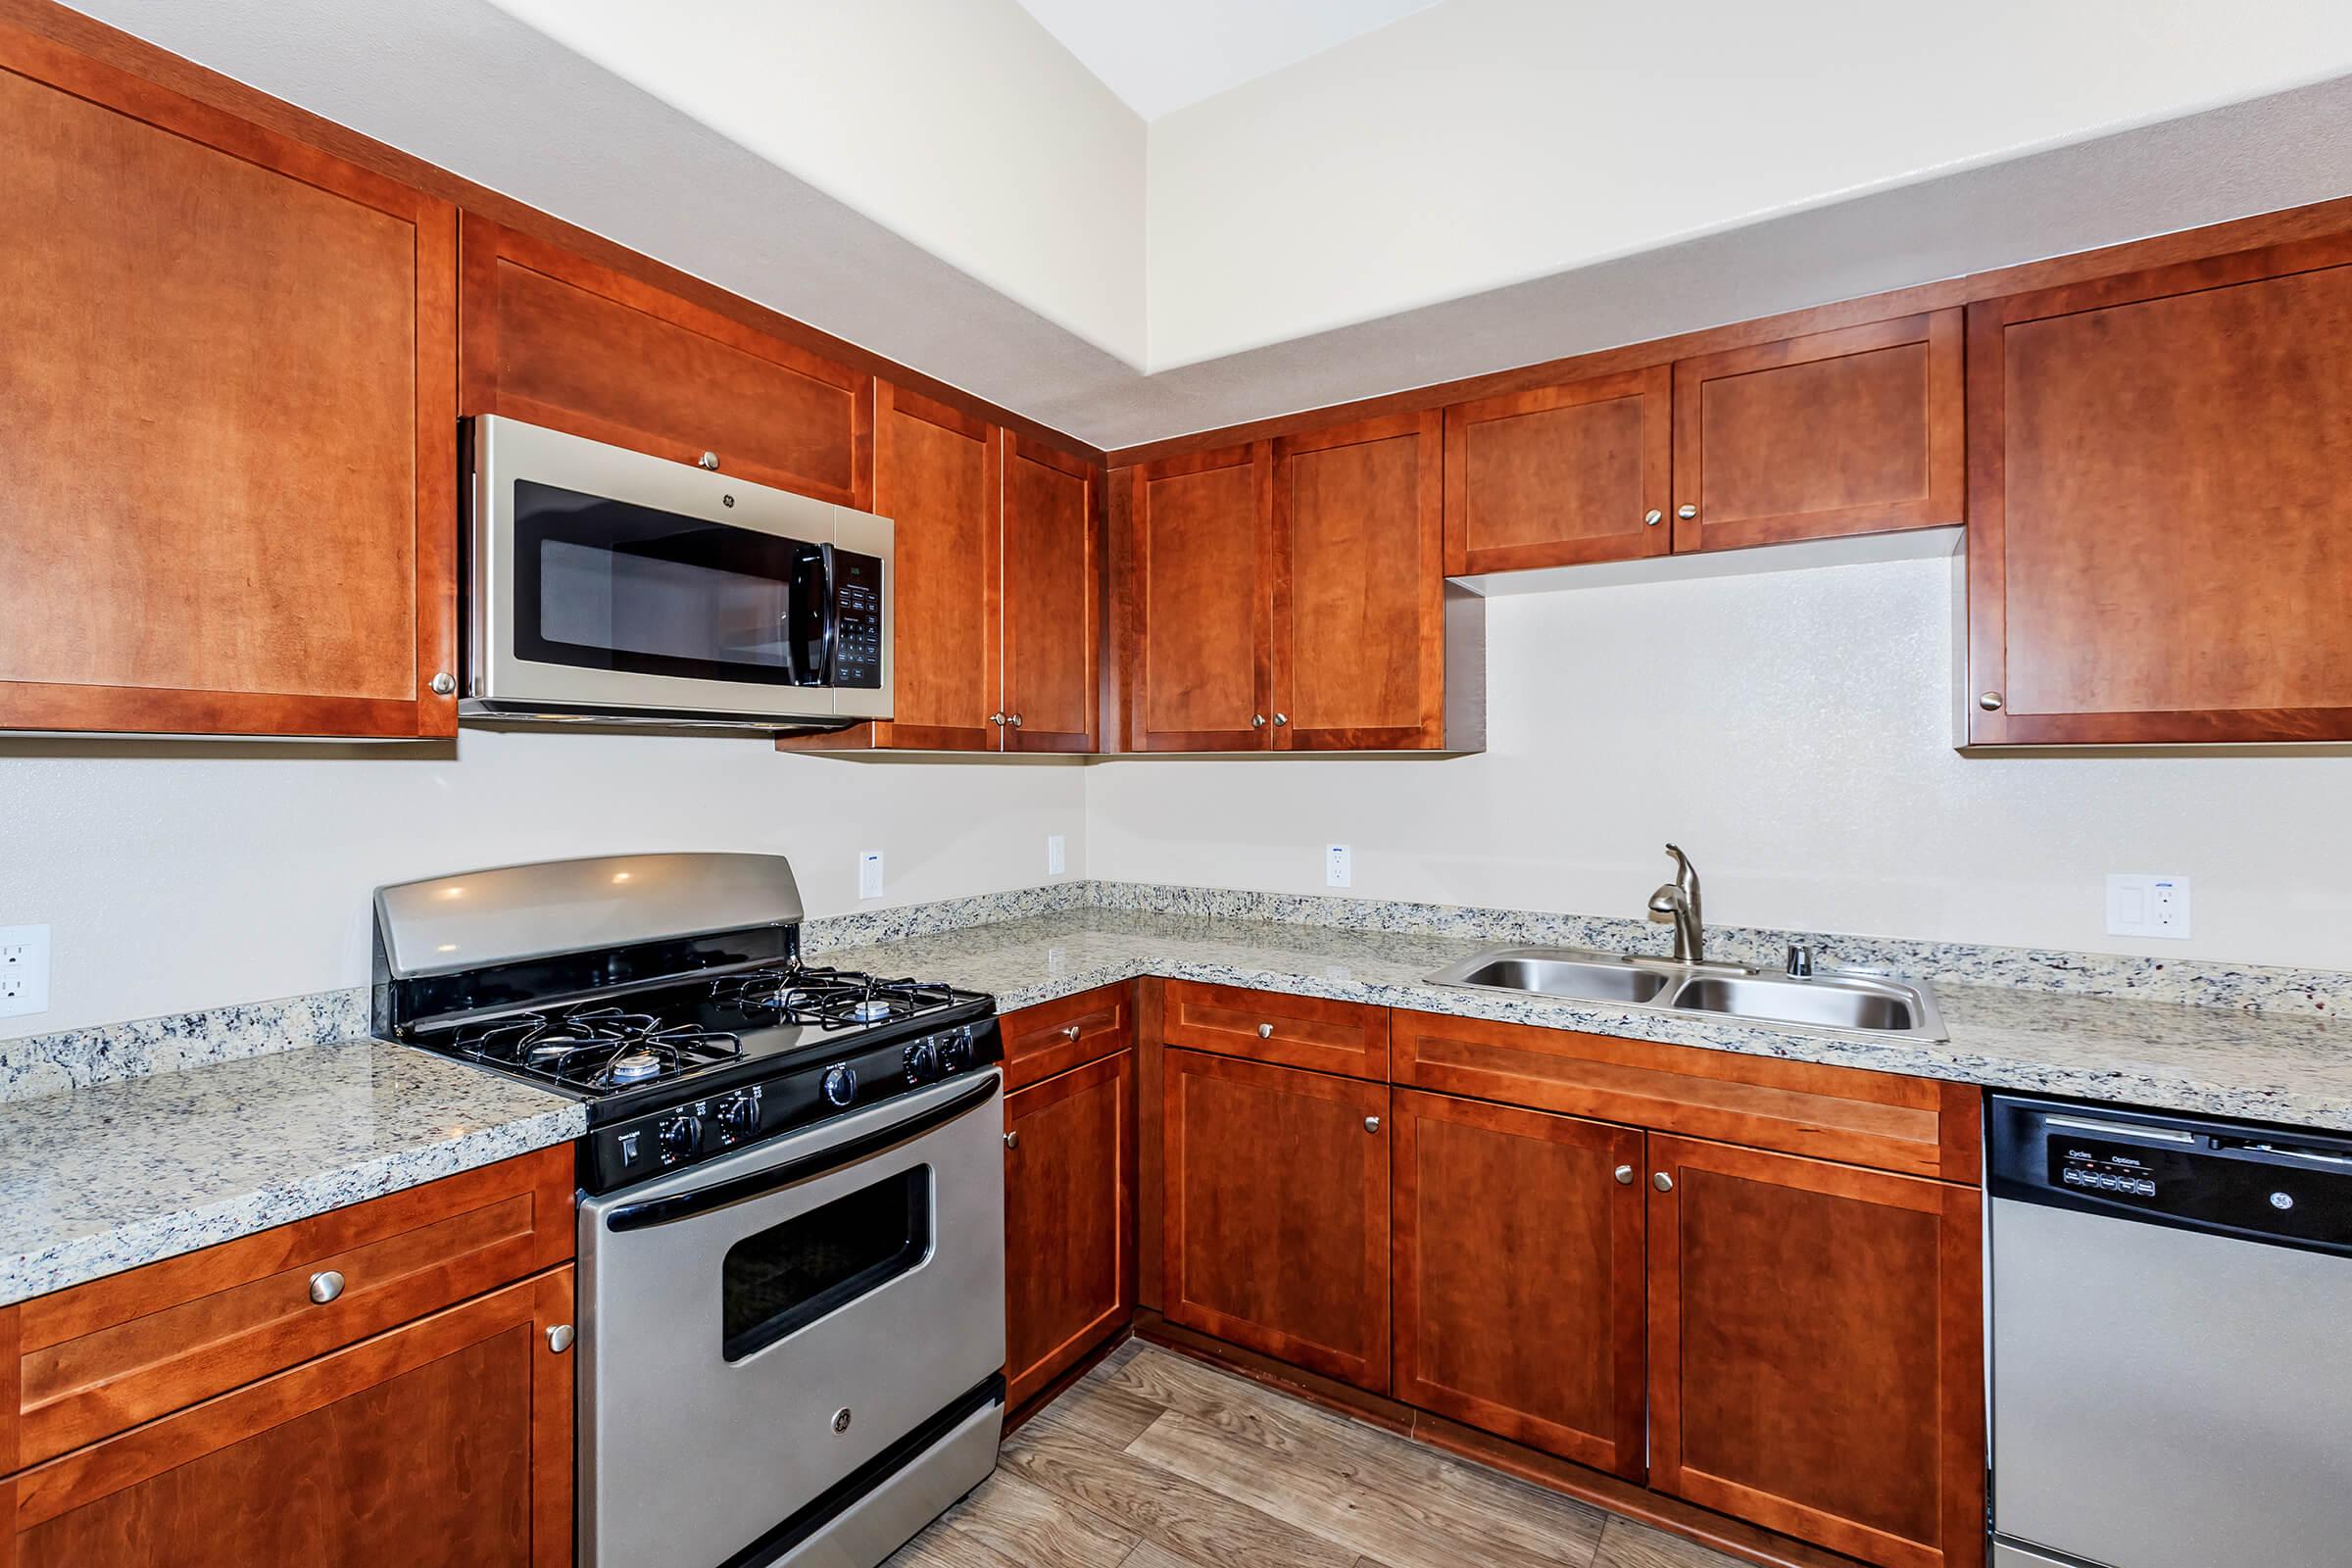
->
[1424,946,1946,1041]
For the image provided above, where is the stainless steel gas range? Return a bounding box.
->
[372,852,1004,1568]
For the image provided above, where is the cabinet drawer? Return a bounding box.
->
[1393,1010,1979,1182]
[1002,983,1135,1090]
[1161,981,1388,1080]
[0,1146,573,1471]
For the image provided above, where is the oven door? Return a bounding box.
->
[579,1071,1004,1568]
[469,416,893,725]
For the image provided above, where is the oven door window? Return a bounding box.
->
[720,1166,932,1361]
[513,479,830,686]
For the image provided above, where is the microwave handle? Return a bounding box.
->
[815,542,838,685]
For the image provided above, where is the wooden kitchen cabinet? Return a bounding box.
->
[1,1268,574,1568]
[1004,1050,1136,1409]
[1444,367,1673,573]
[1391,1090,1646,1479]
[1118,443,1276,751]
[0,24,458,738]
[1645,1135,1984,1568]
[1965,235,2352,745]
[1001,435,1104,753]
[1671,312,1963,554]
[1160,1049,1391,1392]
[459,215,870,509]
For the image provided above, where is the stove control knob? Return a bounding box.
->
[715,1095,759,1138]
[938,1029,973,1074]
[904,1039,941,1085]
[822,1064,858,1107]
[657,1114,701,1162]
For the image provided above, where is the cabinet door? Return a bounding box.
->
[1273,412,1447,750]
[1443,367,1671,573]
[1392,1091,1646,1478]
[1162,1050,1389,1392]
[1671,311,1962,554]
[2,1268,573,1568]
[1121,444,1274,751]
[1647,1137,1983,1568]
[0,27,457,738]
[459,216,870,508]
[1966,237,2352,745]
[868,382,1001,750]
[1002,435,1102,753]
[1004,1052,1135,1409]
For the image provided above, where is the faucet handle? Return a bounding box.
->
[1786,944,1815,978]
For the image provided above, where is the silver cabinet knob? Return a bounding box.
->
[547,1324,574,1353]
[698,451,720,470]
[309,1270,345,1304]
[1272,712,1289,726]
[1006,713,1022,728]
[1643,510,1662,527]
[1250,713,1267,728]
[1614,1164,1636,1185]
[1652,1171,1675,1193]
[1364,1116,1381,1134]
[429,672,456,697]
[989,711,1007,725]
[1060,1024,1082,1040]
[1004,1130,1019,1151]
[1256,1022,1274,1039]
[1676,504,1697,520]
[1979,692,2005,711]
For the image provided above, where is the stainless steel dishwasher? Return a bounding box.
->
[1988,1095,2352,1568]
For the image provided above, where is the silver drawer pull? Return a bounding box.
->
[1256,1022,1274,1039]
[1061,1024,1083,1041]
[547,1324,574,1353]
[309,1270,345,1304]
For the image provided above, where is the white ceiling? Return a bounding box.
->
[1009,0,1440,121]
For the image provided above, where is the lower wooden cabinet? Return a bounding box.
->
[2,1266,574,1567]
[1646,1135,1984,1568]
[1391,1090,1647,1480]
[1004,1050,1136,1408]
[1161,1049,1391,1393]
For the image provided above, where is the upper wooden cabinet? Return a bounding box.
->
[1965,237,2352,745]
[1445,368,1672,573]
[459,217,870,509]
[1646,1136,1983,1568]
[1119,444,1276,751]
[1000,436,1102,754]
[0,25,458,737]
[1672,312,1962,554]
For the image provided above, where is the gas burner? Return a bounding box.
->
[608,1049,666,1084]
[713,964,963,1032]
[452,1004,741,1093]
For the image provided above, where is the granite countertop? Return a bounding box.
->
[0,1039,582,1308]
[815,907,2352,1133]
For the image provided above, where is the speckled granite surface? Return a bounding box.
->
[812,907,2352,1134]
[0,1040,582,1307]
[0,987,370,1104]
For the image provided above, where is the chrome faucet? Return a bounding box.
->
[1646,844,1703,963]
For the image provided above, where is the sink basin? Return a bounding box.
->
[1426,945,1945,1040]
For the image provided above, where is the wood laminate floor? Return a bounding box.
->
[883,1343,1749,1568]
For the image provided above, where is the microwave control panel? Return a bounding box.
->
[832,551,883,688]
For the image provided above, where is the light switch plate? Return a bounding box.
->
[858,851,884,901]
[1326,844,1352,889]
[0,924,51,1019]
[1047,834,1066,876]
[2106,873,2190,939]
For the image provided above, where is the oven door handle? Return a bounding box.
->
[602,1074,999,1234]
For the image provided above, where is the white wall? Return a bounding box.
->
[1086,550,2352,972]
[1146,0,2352,367]
[0,734,1084,1039]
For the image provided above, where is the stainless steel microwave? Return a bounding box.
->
[463,416,893,729]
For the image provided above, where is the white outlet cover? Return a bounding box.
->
[1047,834,1066,876]
[1326,844,1352,889]
[858,851,884,901]
[2106,873,2191,940]
[0,924,52,1019]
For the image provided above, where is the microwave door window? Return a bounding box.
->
[514,479,822,687]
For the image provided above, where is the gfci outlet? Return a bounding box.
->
[1326,844,1352,889]
[0,925,52,1019]
[858,851,884,901]
[2107,873,2191,940]
[1047,834,1066,876]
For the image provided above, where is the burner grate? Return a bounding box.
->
[453,1004,742,1092]
[712,964,963,1031]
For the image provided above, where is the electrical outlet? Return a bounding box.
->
[0,925,51,1019]
[1325,844,1352,889]
[858,851,884,901]
[2106,873,2191,939]
[1047,834,1066,876]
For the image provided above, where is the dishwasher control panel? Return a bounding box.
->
[1990,1094,2352,1256]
